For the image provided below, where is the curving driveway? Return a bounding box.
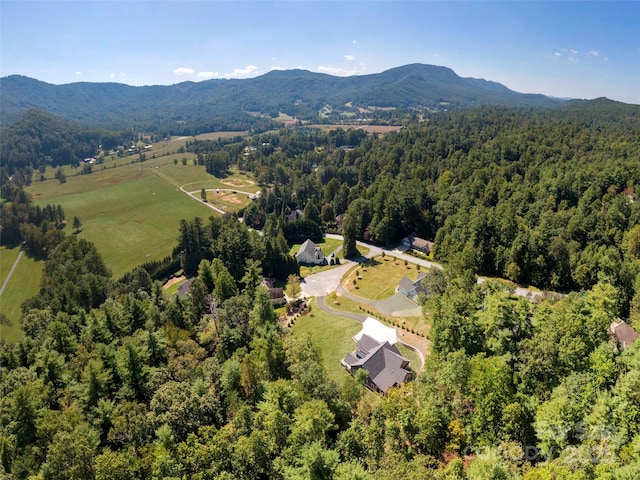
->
[300,261,355,296]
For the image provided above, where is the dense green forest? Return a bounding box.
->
[1,226,639,479]
[0,109,131,176]
[192,101,640,302]
[1,100,640,478]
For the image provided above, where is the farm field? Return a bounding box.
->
[26,155,258,278]
[0,248,44,343]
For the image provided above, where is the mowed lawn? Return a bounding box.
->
[0,246,21,287]
[291,299,361,384]
[0,249,44,343]
[27,166,215,278]
[344,255,424,300]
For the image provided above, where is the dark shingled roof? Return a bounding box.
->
[342,334,411,393]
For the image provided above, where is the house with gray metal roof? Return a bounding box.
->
[398,272,427,303]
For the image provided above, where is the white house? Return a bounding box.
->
[295,239,325,265]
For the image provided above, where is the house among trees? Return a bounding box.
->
[401,233,434,255]
[262,278,286,307]
[295,239,325,265]
[609,320,639,349]
[285,209,304,222]
[398,272,427,303]
[335,213,346,232]
[341,317,412,394]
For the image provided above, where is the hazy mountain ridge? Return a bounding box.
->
[1,64,565,131]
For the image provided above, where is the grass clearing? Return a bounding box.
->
[290,298,361,384]
[0,252,44,343]
[0,246,21,287]
[27,169,215,278]
[344,255,424,300]
[326,291,430,338]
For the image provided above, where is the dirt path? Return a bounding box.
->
[162,275,185,290]
[0,250,23,298]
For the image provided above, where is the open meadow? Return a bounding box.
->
[0,247,44,342]
[26,137,258,279]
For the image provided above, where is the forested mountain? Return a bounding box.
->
[0,109,130,175]
[1,64,563,133]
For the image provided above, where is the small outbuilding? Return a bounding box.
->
[609,320,639,349]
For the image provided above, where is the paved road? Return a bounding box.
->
[325,234,551,302]
[316,296,366,322]
[0,250,23,298]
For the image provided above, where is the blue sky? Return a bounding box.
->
[1,1,638,104]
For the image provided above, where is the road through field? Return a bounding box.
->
[0,251,23,298]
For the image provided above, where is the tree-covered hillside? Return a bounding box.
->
[0,109,129,176]
[0,64,563,133]
[1,220,639,479]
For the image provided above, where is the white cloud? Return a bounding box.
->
[317,65,358,76]
[197,71,218,79]
[344,54,355,61]
[228,65,259,77]
[173,67,194,76]
[568,57,579,63]
[270,66,285,71]
[110,73,116,79]
[588,50,599,57]
[75,71,83,75]
[570,49,578,54]
[352,40,357,44]
[554,52,561,57]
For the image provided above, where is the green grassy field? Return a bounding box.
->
[27,160,261,280]
[0,249,44,343]
[344,256,424,300]
[28,171,213,278]
[291,299,361,384]
[0,246,21,287]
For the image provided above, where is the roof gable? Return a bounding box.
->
[342,333,411,392]
[610,321,639,348]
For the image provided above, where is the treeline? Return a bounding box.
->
[0,182,66,258]
[0,109,132,176]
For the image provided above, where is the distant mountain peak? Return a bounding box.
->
[1,63,566,130]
